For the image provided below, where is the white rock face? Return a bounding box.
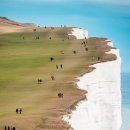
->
[69,28,88,39]
[63,41,122,130]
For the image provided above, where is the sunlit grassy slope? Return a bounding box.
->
[0,27,116,130]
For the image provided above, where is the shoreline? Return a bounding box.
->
[63,28,122,130]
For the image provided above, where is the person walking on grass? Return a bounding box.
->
[8,126,10,130]
[19,108,22,114]
[16,108,18,114]
[56,65,58,69]
[51,75,55,80]
[4,126,7,130]
[60,64,63,69]
[12,127,16,130]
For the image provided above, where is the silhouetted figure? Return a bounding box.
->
[58,93,64,98]
[4,126,7,130]
[73,50,76,54]
[19,108,22,114]
[45,26,47,29]
[40,79,42,83]
[81,41,87,47]
[38,79,42,84]
[85,48,88,51]
[50,57,54,62]
[60,64,62,69]
[8,126,10,130]
[12,127,15,130]
[33,29,36,32]
[16,108,18,114]
[51,75,55,80]
[49,37,51,40]
[61,93,63,98]
[56,65,58,69]
[98,56,100,61]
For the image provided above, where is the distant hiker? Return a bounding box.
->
[33,29,36,32]
[58,93,64,98]
[73,50,76,54]
[98,56,100,61]
[38,79,42,84]
[56,65,58,69]
[50,57,54,62]
[12,127,15,130]
[51,75,55,80]
[4,126,7,130]
[60,64,62,69]
[45,26,47,29]
[19,108,22,114]
[8,126,10,130]
[85,48,88,51]
[39,79,42,84]
[16,108,18,114]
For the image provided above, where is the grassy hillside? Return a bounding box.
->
[0,27,116,130]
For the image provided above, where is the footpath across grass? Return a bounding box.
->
[0,27,116,130]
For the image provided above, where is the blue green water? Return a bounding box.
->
[0,0,130,129]
[0,1,130,72]
[122,73,130,108]
[121,73,130,130]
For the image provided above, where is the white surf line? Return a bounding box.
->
[63,39,122,130]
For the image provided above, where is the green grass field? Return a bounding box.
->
[0,27,116,130]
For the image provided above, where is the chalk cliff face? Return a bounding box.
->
[64,28,122,130]
[69,28,88,39]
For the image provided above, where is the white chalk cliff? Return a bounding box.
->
[69,28,88,39]
[64,28,122,130]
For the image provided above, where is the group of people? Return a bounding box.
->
[4,126,16,130]
[58,93,64,98]
[56,64,62,69]
[37,79,43,84]
[81,41,87,47]
[16,108,22,114]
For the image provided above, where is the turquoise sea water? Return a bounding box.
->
[0,1,130,73]
[121,73,130,130]
[0,0,130,129]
